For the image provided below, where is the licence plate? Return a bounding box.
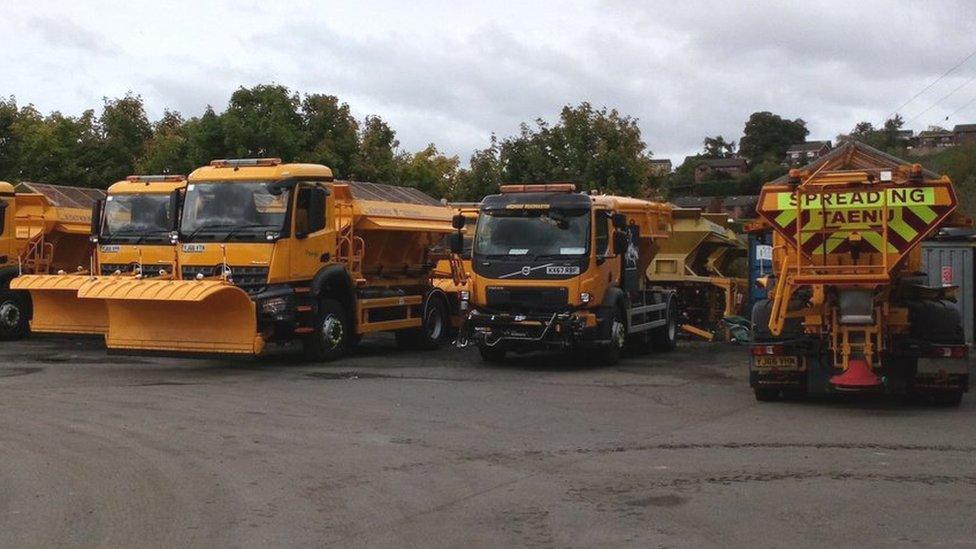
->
[754,355,802,370]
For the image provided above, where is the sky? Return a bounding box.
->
[2,0,976,165]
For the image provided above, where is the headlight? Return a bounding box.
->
[580,292,591,304]
[261,296,290,316]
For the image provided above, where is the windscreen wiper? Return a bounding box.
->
[221,223,277,241]
[182,223,233,242]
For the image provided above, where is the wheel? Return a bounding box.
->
[930,390,964,407]
[908,299,965,343]
[0,290,30,341]
[751,298,803,342]
[478,343,507,363]
[652,298,678,352]
[395,295,449,350]
[594,306,626,365]
[302,298,349,362]
[754,388,781,402]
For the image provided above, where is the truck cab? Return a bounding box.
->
[461,184,678,364]
[95,175,186,278]
[0,182,14,269]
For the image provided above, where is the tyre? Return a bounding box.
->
[395,295,449,350]
[931,390,964,407]
[0,290,30,341]
[595,306,626,365]
[751,298,803,342]
[754,388,780,402]
[908,299,965,344]
[652,298,678,352]
[478,343,507,363]
[302,298,349,362]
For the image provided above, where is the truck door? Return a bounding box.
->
[289,183,334,280]
[593,208,618,290]
[0,197,11,264]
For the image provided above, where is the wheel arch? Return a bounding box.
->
[311,265,356,324]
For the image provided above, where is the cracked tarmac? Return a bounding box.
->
[1,335,974,547]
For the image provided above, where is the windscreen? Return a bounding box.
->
[102,193,173,237]
[474,209,589,258]
[181,181,289,240]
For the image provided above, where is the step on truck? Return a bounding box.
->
[0,182,104,339]
[457,183,678,364]
[12,175,186,336]
[22,158,460,359]
[751,141,969,404]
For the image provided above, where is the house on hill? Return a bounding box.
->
[953,124,976,145]
[693,157,748,183]
[650,158,672,176]
[785,140,832,166]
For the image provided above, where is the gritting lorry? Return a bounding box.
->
[0,182,104,339]
[12,175,186,335]
[751,142,969,404]
[26,158,459,359]
[457,183,678,364]
[647,208,748,341]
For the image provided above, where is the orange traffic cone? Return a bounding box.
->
[829,358,881,390]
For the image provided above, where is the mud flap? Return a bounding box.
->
[9,275,109,335]
[78,279,264,355]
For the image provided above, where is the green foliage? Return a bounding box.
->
[222,85,304,159]
[737,160,788,195]
[836,115,910,153]
[739,111,808,165]
[299,94,359,178]
[914,142,976,218]
[702,135,736,158]
[498,102,654,196]
[354,115,399,183]
[397,144,461,198]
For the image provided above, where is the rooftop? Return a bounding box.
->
[786,140,831,153]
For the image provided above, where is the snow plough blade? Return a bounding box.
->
[9,274,109,335]
[77,279,263,355]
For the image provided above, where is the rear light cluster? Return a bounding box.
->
[751,344,786,356]
[928,345,968,359]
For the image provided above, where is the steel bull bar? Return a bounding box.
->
[458,309,604,349]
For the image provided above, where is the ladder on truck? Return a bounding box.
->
[18,229,54,275]
[335,201,366,285]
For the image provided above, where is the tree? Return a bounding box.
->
[222,84,304,159]
[138,110,193,175]
[497,102,653,196]
[184,106,228,166]
[702,135,736,158]
[94,94,153,184]
[300,94,359,178]
[738,111,808,165]
[397,144,461,198]
[455,136,503,200]
[353,115,399,182]
[0,97,19,180]
[837,115,910,153]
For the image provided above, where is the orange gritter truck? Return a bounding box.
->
[750,142,969,404]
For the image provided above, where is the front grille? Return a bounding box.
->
[485,287,569,313]
[180,265,270,294]
[100,263,173,277]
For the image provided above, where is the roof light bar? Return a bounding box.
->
[125,175,185,182]
[499,183,576,194]
[209,158,282,168]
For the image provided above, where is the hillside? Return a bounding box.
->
[914,142,976,218]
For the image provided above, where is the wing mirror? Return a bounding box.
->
[89,199,104,243]
[612,213,627,229]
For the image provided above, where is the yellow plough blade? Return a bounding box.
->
[9,274,109,335]
[78,279,264,355]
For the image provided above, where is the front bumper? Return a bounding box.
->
[460,308,600,350]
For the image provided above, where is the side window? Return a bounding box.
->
[595,211,610,255]
[295,185,326,236]
[0,200,7,235]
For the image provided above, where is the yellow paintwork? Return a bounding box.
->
[757,143,960,374]
[87,161,455,355]
[14,177,187,336]
[469,193,672,314]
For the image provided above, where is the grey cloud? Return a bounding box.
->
[29,16,119,56]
